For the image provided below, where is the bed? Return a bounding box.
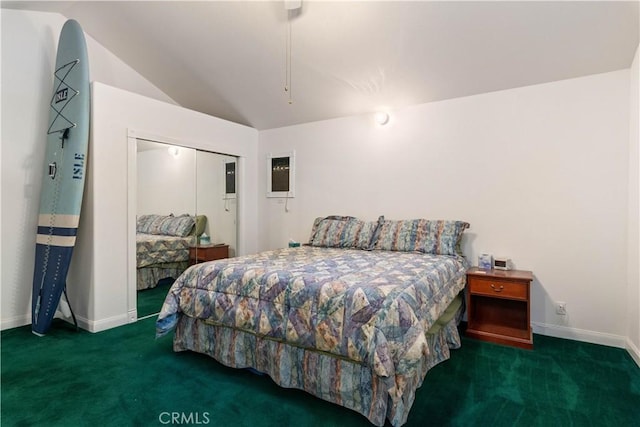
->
[156,216,469,426]
[136,214,206,290]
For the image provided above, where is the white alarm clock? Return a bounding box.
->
[493,257,513,270]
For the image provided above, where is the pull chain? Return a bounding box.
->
[285,15,293,104]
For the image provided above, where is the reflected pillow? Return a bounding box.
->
[136,214,195,237]
[192,215,207,237]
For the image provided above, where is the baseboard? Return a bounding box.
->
[626,337,640,368]
[82,313,130,333]
[0,314,30,331]
[2,312,133,333]
[531,322,627,349]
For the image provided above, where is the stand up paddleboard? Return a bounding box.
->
[32,19,90,336]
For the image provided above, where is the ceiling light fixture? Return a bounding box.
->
[375,111,390,126]
[167,146,180,157]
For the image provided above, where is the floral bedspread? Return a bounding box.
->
[136,233,193,267]
[156,247,467,379]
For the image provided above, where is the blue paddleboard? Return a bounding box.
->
[31,20,90,336]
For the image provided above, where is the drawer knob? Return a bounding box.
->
[490,284,504,292]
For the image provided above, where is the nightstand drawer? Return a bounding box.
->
[468,276,527,300]
[189,244,229,265]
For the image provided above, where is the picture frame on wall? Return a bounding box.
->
[267,151,295,198]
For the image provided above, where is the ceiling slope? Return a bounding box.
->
[3,1,639,130]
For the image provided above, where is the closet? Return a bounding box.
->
[134,139,237,318]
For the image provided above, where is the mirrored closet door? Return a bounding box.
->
[133,139,237,319]
[195,151,237,260]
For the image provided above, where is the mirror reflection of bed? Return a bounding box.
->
[134,140,237,319]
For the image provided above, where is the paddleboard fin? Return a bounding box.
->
[62,286,79,331]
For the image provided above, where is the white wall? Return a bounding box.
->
[258,70,631,348]
[628,44,640,366]
[1,9,258,331]
[1,8,175,330]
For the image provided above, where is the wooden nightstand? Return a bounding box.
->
[189,244,229,265]
[466,267,534,349]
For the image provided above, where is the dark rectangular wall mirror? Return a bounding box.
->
[267,151,295,198]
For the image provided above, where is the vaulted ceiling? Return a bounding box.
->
[3,1,639,130]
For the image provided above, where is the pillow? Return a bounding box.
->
[419,220,469,255]
[373,219,469,255]
[136,214,195,237]
[309,216,380,250]
[307,216,357,244]
[373,219,426,252]
[136,214,160,233]
[192,215,207,237]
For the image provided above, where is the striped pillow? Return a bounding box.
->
[309,216,379,249]
[136,214,160,233]
[373,219,469,255]
[308,216,356,244]
[136,214,195,237]
[420,220,469,255]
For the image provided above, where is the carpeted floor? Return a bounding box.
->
[136,279,173,318]
[2,318,639,426]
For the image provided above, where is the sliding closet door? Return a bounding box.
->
[195,151,237,257]
[130,141,238,320]
[135,140,196,319]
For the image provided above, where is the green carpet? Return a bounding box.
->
[2,319,638,426]
[137,279,173,318]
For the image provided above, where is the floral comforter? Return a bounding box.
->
[156,247,467,378]
[136,233,193,267]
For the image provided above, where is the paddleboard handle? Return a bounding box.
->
[60,127,70,148]
[48,162,57,179]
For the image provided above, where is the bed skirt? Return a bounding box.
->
[172,305,463,426]
[137,262,188,290]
